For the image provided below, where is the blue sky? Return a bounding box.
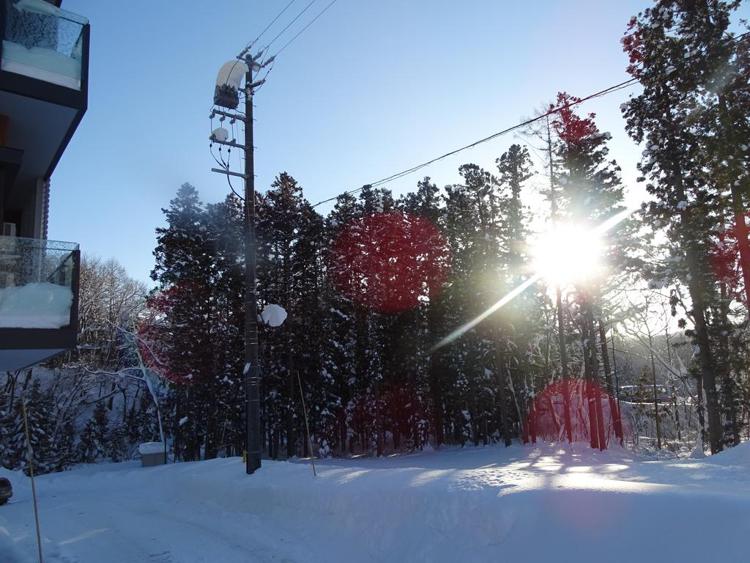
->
[49,0,730,284]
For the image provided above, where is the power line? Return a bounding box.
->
[274,0,338,57]
[310,78,638,208]
[232,2,298,82]
[307,27,750,209]
[254,0,337,94]
[247,0,297,52]
[264,0,319,53]
[253,63,276,94]
[229,0,315,85]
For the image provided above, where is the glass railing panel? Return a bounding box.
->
[1,0,87,90]
[0,236,78,329]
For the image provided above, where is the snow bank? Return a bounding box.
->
[704,440,750,466]
[0,282,73,328]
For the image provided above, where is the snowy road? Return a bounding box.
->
[2,444,750,562]
[1,463,315,563]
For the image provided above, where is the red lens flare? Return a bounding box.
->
[137,281,208,385]
[525,379,628,449]
[709,213,748,304]
[329,212,450,313]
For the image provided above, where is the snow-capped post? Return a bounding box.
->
[210,49,272,475]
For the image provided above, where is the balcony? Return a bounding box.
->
[0,0,89,240]
[0,235,79,371]
[1,0,88,91]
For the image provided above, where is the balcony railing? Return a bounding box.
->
[0,236,79,329]
[1,0,88,90]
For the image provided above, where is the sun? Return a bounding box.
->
[532,224,604,287]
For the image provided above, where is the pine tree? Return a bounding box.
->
[402,177,450,448]
[151,183,219,461]
[551,92,630,449]
[78,401,110,463]
[54,419,76,471]
[620,0,747,453]
[495,145,539,444]
[205,194,246,456]
[108,423,128,462]
[321,193,361,454]
[0,389,13,469]
[0,387,23,470]
[14,380,59,475]
[257,172,326,458]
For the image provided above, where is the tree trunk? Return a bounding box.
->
[286,355,296,459]
[428,353,445,447]
[599,320,623,444]
[582,302,605,450]
[647,330,661,450]
[717,282,740,446]
[556,288,573,443]
[376,392,385,456]
[495,336,512,447]
[685,245,723,454]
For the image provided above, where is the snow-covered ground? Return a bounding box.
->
[2,443,749,562]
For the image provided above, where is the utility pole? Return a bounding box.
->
[210,50,269,474]
[244,53,261,474]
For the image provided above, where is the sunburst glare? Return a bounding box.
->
[532,224,604,288]
[431,208,633,352]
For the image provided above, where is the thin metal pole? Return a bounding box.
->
[22,402,44,563]
[244,56,262,474]
[297,371,317,476]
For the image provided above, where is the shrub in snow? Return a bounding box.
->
[318,440,331,458]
